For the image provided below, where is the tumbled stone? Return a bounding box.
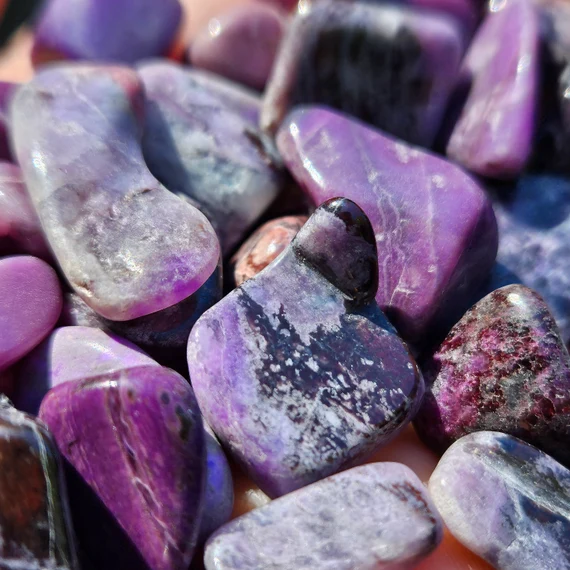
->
[0,161,51,260]
[232,215,307,286]
[415,284,570,465]
[60,264,222,374]
[430,431,570,570]
[205,462,443,570]
[198,425,234,544]
[277,106,498,346]
[446,0,540,178]
[11,65,220,321]
[32,0,182,64]
[0,396,78,569]
[0,81,16,161]
[188,198,424,497]
[13,326,158,414]
[0,256,62,372]
[39,366,206,570]
[262,0,462,146]
[138,61,283,254]
[189,4,286,91]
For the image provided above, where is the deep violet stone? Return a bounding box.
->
[232,215,308,287]
[277,106,498,347]
[204,462,443,570]
[446,0,540,178]
[430,431,570,569]
[261,0,463,147]
[0,396,79,569]
[39,366,206,570]
[0,161,51,260]
[188,198,424,497]
[10,65,220,322]
[415,285,570,466]
[138,61,283,254]
[32,0,182,65]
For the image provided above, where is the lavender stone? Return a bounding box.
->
[138,61,283,254]
[278,106,498,346]
[430,431,570,569]
[39,366,206,570]
[262,0,462,146]
[188,198,424,497]
[205,462,443,570]
[10,65,220,321]
[446,0,540,178]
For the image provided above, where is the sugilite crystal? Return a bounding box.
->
[204,462,443,570]
[430,431,570,570]
[10,65,220,321]
[0,397,79,569]
[13,326,158,414]
[232,215,308,286]
[138,61,283,254]
[32,0,182,64]
[262,0,462,146]
[189,4,286,91]
[188,198,424,497]
[0,256,62,372]
[446,0,540,178]
[415,285,570,466]
[277,107,498,346]
[0,161,51,260]
[39,366,206,570]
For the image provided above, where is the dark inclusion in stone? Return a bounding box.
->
[187,198,424,498]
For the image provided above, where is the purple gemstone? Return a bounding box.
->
[10,65,220,321]
[277,106,498,346]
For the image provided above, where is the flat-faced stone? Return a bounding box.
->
[446,0,540,178]
[232,215,307,286]
[39,366,206,570]
[32,0,182,64]
[262,0,462,147]
[0,256,62,372]
[205,462,443,570]
[13,326,158,414]
[277,106,498,346]
[415,285,570,465]
[430,431,570,570]
[138,61,283,254]
[0,162,51,260]
[189,5,286,91]
[0,396,78,569]
[10,65,220,321]
[188,198,424,497]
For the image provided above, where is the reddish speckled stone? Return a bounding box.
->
[415,284,570,466]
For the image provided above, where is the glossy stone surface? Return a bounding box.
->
[60,265,222,374]
[262,0,462,146]
[205,462,443,570]
[0,81,16,161]
[188,198,424,497]
[33,0,182,64]
[278,107,498,346]
[430,431,570,570]
[415,285,570,465]
[189,4,286,91]
[0,397,78,569]
[39,366,206,570]
[0,256,62,372]
[13,326,158,415]
[198,425,234,544]
[139,61,283,254]
[11,65,220,321]
[491,175,570,344]
[446,0,540,178]
[0,161,51,260]
[232,215,307,286]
